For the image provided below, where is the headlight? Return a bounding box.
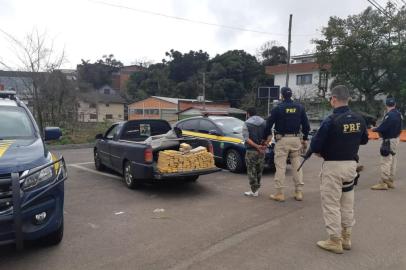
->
[23,166,55,190]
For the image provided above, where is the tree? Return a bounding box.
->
[77,54,123,89]
[257,41,288,66]
[314,4,406,115]
[0,29,71,132]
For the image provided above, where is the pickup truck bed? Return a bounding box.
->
[94,120,221,189]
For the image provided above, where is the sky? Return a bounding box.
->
[0,0,390,69]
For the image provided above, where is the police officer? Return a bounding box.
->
[265,87,310,202]
[371,97,403,190]
[311,85,368,254]
[242,107,267,197]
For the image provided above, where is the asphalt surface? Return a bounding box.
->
[0,141,405,270]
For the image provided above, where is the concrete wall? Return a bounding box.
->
[97,103,124,122]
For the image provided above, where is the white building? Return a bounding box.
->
[266,54,333,100]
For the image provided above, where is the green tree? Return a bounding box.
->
[257,41,288,66]
[77,54,123,89]
[314,4,406,115]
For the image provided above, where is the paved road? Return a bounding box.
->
[0,141,405,270]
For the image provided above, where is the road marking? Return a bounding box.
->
[68,164,122,180]
[69,161,94,165]
[114,211,125,215]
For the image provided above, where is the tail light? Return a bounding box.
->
[144,148,153,163]
[207,143,214,154]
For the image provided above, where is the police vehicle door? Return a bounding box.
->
[198,119,223,159]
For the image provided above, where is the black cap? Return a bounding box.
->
[281,87,292,99]
[386,97,396,107]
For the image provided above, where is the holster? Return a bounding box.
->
[380,139,395,156]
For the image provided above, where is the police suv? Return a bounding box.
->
[0,91,67,249]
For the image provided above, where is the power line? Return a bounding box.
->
[367,0,393,18]
[88,0,317,37]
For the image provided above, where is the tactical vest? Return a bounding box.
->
[321,111,366,161]
[277,102,302,134]
[245,122,266,150]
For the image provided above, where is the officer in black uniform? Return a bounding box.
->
[371,97,403,190]
[264,87,310,202]
[310,85,368,254]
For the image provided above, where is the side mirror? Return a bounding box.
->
[173,127,182,138]
[95,133,104,140]
[209,130,221,136]
[44,127,62,141]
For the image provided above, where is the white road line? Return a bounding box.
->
[69,161,94,166]
[68,164,122,180]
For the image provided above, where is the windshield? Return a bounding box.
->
[212,117,245,136]
[0,106,35,139]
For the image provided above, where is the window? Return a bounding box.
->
[105,114,113,120]
[121,121,171,141]
[145,109,159,115]
[89,103,96,109]
[105,125,120,140]
[90,114,97,120]
[105,103,110,107]
[212,117,244,136]
[198,120,218,134]
[296,74,313,85]
[178,119,200,131]
[0,106,35,139]
[319,70,329,90]
[104,88,111,95]
[135,109,143,115]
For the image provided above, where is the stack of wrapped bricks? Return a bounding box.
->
[157,144,216,173]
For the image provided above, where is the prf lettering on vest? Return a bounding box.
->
[343,123,361,133]
[286,108,297,113]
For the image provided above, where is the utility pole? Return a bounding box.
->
[285,14,292,87]
[202,72,206,111]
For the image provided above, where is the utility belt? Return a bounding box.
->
[275,133,300,141]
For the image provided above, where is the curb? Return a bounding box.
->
[48,143,95,150]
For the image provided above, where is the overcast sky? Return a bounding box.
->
[0,0,389,69]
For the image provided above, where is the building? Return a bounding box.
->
[265,54,332,100]
[112,65,143,93]
[78,85,126,122]
[128,96,235,123]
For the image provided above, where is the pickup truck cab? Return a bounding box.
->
[0,91,67,249]
[94,119,221,189]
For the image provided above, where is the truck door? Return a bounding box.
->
[98,124,120,168]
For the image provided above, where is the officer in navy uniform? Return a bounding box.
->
[371,97,403,190]
[264,87,310,202]
[310,85,368,254]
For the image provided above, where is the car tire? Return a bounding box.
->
[94,150,105,171]
[41,220,64,246]
[225,149,244,173]
[124,161,141,189]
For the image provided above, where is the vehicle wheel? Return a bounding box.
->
[41,221,63,246]
[124,161,141,189]
[225,149,244,173]
[185,175,199,182]
[94,150,105,171]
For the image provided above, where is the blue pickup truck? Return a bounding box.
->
[0,91,67,249]
[94,119,221,189]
